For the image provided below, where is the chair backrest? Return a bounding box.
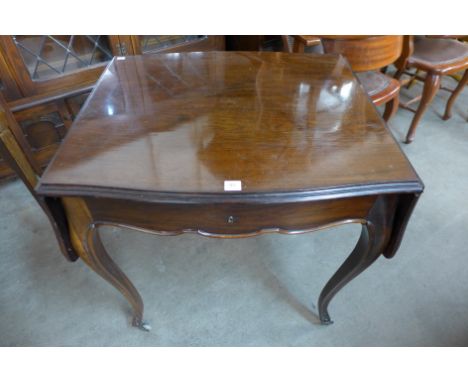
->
[320,35,403,72]
[0,94,78,262]
[0,94,42,195]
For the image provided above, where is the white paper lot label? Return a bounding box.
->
[224,180,242,191]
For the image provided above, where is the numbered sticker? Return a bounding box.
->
[224,180,242,191]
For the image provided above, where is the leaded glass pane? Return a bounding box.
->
[13,35,113,81]
[139,35,206,53]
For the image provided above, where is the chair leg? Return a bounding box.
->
[383,93,399,122]
[406,69,419,89]
[394,68,405,81]
[443,69,468,120]
[405,72,441,144]
[281,35,292,53]
[292,40,305,53]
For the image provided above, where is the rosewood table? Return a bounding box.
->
[36,52,424,330]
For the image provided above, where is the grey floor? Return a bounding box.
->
[0,77,467,346]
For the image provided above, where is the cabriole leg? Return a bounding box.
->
[62,197,150,331]
[318,196,394,324]
[443,69,468,121]
[405,72,441,143]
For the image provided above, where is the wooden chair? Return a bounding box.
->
[0,94,78,263]
[394,36,468,143]
[287,35,322,53]
[320,36,403,122]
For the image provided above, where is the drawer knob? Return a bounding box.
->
[227,215,235,224]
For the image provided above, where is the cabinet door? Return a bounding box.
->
[0,50,23,101]
[0,35,121,98]
[0,100,73,180]
[125,35,225,55]
[15,100,73,170]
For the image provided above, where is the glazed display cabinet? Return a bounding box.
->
[0,35,225,180]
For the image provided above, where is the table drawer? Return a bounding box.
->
[85,196,377,237]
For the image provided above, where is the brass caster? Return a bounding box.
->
[140,321,152,332]
[319,312,334,325]
[133,317,152,332]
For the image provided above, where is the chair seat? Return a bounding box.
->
[408,37,468,74]
[357,71,400,106]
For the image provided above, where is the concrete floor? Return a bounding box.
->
[0,76,467,346]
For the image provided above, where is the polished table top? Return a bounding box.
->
[38,52,421,200]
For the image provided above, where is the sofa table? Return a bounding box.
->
[36,52,424,330]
